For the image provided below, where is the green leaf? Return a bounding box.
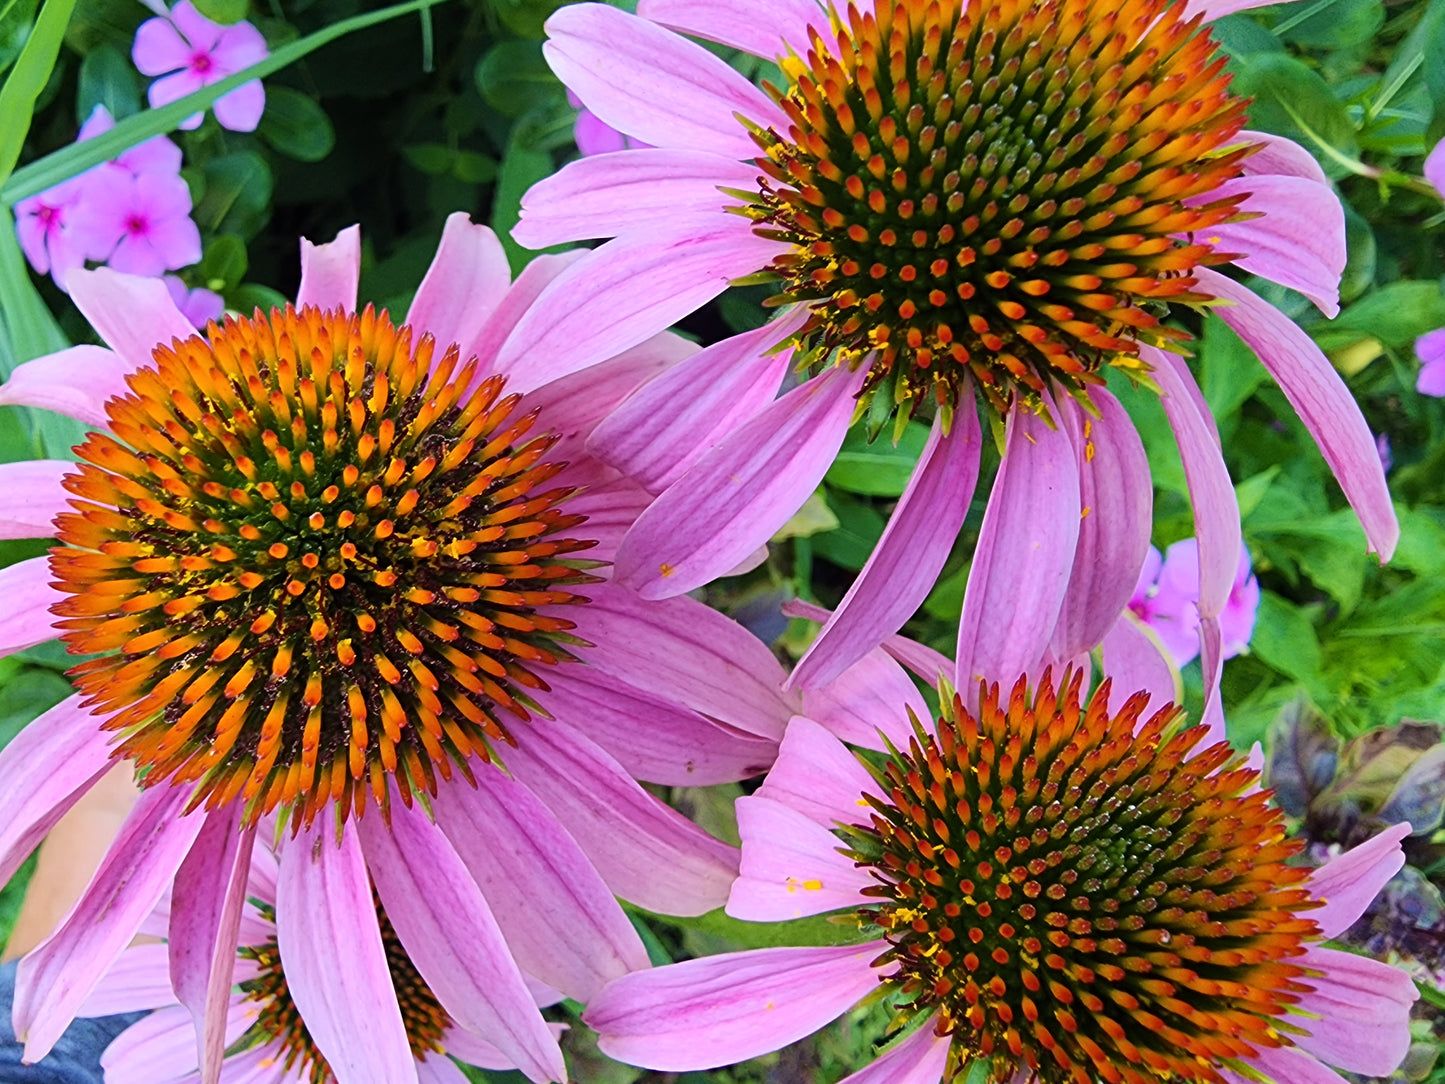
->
[0,207,66,366]
[473,40,562,118]
[191,0,247,24]
[1250,590,1325,691]
[257,85,335,162]
[824,420,930,497]
[2,0,450,204]
[1317,281,1445,351]
[1231,52,1358,170]
[486,0,570,38]
[0,0,39,80]
[491,127,556,273]
[194,152,272,239]
[1198,313,1267,425]
[773,490,839,541]
[229,282,287,315]
[642,904,875,951]
[199,233,248,292]
[0,0,77,186]
[75,40,137,120]
[1276,0,1383,49]
[812,490,885,571]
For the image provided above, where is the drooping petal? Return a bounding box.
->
[404,213,512,357]
[799,647,930,751]
[168,806,256,1084]
[295,225,361,314]
[587,308,807,493]
[275,819,417,1084]
[614,364,866,598]
[1100,614,1181,714]
[585,943,883,1071]
[68,268,197,374]
[506,720,740,916]
[835,1023,951,1084]
[1291,946,1416,1075]
[430,765,651,1003]
[569,585,795,739]
[638,0,824,58]
[359,804,567,1084]
[794,405,983,689]
[1049,390,1152,662]
[1202,175,1345,317]
[782,597,953,682]
[1198,615,1226,745]
[491,216,784,390]
[728,795,875,920]
[14,785,206,1062]
[1306,822,1410,938]
[0,460,72,538]
[956,403,1081,692]
[754,715,882,828]
[515,148,758,247]
[1196,268,1398,560]
[538,665,778,786]
[76,944,178,1016]
[0,696,117,885]
[0,345,131,427]
[543,4,787,156]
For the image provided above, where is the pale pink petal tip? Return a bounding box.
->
[1425,139,1445,197]
[295,224,362,314]
[1306,822,1411,939]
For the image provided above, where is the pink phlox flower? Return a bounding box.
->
[70,169,202,277]
[1425,139,1445,200]
[1130,538,1259,667]
[13,176,89,290]
[567,89,650,156]
[1415,327,1445,397]
[132,0,268,132]
[77,103,184,179]
[164,274,225,327]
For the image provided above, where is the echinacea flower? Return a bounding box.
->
[512,0,1396,718]
[1129,539,1258,667]
[0,215,802,1083]
[84,842,565,1084]
[587,665,1417,1084]
[132,0,269,132]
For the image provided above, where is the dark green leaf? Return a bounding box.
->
[1277,0,1383,49]
[75,40,137,119]
[199,233,248,293]
[258,86,335,162]
[812,491,885,571]
[1231,52,1358,170]
[0,0,39,79]
[191,0,247,24]
[824,420,930,497]
[491,127,557,273]
[194,151,272,238]
[474,40,562,118]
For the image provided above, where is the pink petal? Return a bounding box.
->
[0,345,132,426]
[466,250,585,376]
[1197,268,1399,560]
[0,459,72,538]
[543,4,786,156]
[587,308,807,493]
[728,795,874,920]
[537,665,778,786]
[1050,389,1152,662]
[102,1001,254,1084]
[1100,614,1180,712]
[782,598,953,683]
[800,647,929,751]
[1235,1044,1352,1084]
[614,364,865,598]
[1238,131,1329,184]
[0,695,116,885]
[955,404,1081,693]
[1417,353,1445,397]
[551,470,650,561]
[416,1053,471,1084]
[275,821,418,1084]
[1292,945,1416,1075]
[14,784,206,1062]
[1198,614,1226,745]
[132,15,192,75]
[638,0,824,57]
[506,719,740,916]
[171,1,224,53]
[211,80,266,133]
[1203,176,1345,317]
[515,148,758,247]
[68,267,198,374]
[169,807,256,1084]
[146,69,208,127]
[794,406,983,689]
[1184,0,1277,18]
[568,584,795,739]
[755,715,881,828]
[440,1029,516,1072]
[574,108,629,155]
[295,224,361,314]
[835,1023,951,1084]
[359,803,567,1083]
[491,215,783,390]
[404,213,512,358]
[76,944,177,1016]
[585,942,883,1071]
[209,19,268,68]
[1426,139,1445,197]
[0,554,63,656]
[429,766,650,1003]
[1306,822,1410,938]
[520,331,698,466]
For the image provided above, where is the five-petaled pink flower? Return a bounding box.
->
[132,0,269,131]
[1416,327,1445,398]
[510,0,1397,737]
[1130,539,1260,668]
[14,177,88,290]
[69,170,202,277]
